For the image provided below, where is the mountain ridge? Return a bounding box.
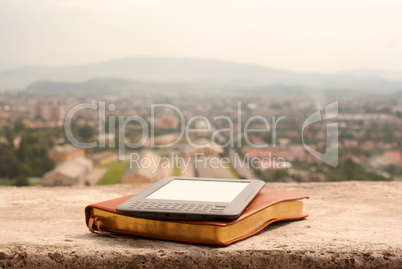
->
[1,56,401,92]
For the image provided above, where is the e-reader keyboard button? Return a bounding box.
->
[210,206,227,212]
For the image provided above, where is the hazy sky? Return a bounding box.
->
[0,0,401,73]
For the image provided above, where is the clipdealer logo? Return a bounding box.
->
[302,101,339,167]
[64,101,339,167]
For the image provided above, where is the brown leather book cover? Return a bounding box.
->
[85,188,309,245]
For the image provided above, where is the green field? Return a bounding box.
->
[0,180,14,186]
[173,163,181,176]
[96,161,129,185]
[228,163,239,179]
[0,180,40,186]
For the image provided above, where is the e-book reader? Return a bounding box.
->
[116,177,265,220]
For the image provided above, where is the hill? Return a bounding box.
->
[0,57,401,93]
[25,78,202,95]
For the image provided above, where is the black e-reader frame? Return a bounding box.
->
[116,177,265,220]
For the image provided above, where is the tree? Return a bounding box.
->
[3,126,14,145]
[326,158,369,181]
[16,135,55,177]
[15,175,29,187]
[342,159,368,181]
[78,124,95,140]
[273,169,289,181]
[384,165,399,176]
[0,146,20,178]
[13,118,25,133]
[42,156,55,173]
[17,138,28,162]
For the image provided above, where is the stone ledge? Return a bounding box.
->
[0,182,401,268]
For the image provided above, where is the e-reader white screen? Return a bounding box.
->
[146,179,250,203]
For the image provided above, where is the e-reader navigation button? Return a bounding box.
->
[210,206,227,212]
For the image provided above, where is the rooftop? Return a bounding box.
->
[0,181,401,268]
[122,151,161,182]
[90,151,118,162]
[49,144,83,154]
[43,157,92,179]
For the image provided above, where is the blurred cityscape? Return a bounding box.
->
[1,83,401,187]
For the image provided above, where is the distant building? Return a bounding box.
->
[277,138,291,146]
[343,139,359,149]
[369,150,402,168]
[289,145,307,160]
[242,147,272,159]
[341,153,363,164]
[196,156,235,179]
[22,119,45,129]
[384,150,402,166]
[48,144,85,162]
[288,169,325,182]
[360,141,375,151]
[28,100,66,123]
[90,151,118,165]
[151,117,179,130]
[121,151,167,183]
[0,137,9,146]
[182,138,224,157]
[148,133,180,147]
[194,120,210,134]
[42,157,93,186]
[97,133,115,146]
[13,136,21,149]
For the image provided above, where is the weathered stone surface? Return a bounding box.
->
[0,182,401,268]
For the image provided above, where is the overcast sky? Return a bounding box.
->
[0,0,401,73]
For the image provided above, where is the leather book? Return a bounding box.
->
[85,188,309,246]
